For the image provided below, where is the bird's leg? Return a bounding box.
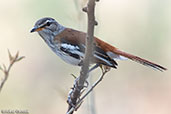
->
[99,65,103,73]
[88,64,100,73]
[99,65,111,74]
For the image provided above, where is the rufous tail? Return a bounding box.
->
[113,50,167,71]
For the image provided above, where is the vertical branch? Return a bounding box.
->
[67,0,97,113]
[78,0,96,87]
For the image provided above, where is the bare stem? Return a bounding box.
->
[0,50,25,93]
[67,0,97,113]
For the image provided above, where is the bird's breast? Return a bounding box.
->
[46,40,82,66]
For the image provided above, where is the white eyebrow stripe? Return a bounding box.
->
[39,19,53,28]
[45,19,52,23]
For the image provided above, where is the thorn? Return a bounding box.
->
[94,21,98,26]
[82,7,88,12]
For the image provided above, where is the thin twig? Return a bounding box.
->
[67,70,108,114]
[0,50,25,93]
[78,71,108,104]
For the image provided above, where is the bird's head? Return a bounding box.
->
[30,17,59,34]
[31,17,66,41]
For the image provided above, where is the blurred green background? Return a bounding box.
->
[0,0,171,114]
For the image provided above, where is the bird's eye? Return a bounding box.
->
[46,21,51,26]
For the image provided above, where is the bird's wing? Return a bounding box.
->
[54,28,118,68]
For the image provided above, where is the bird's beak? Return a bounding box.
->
[30,27,43,33]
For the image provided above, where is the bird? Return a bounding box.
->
[30,17,167,72]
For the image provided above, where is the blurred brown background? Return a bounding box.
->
[0,0,171,114]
